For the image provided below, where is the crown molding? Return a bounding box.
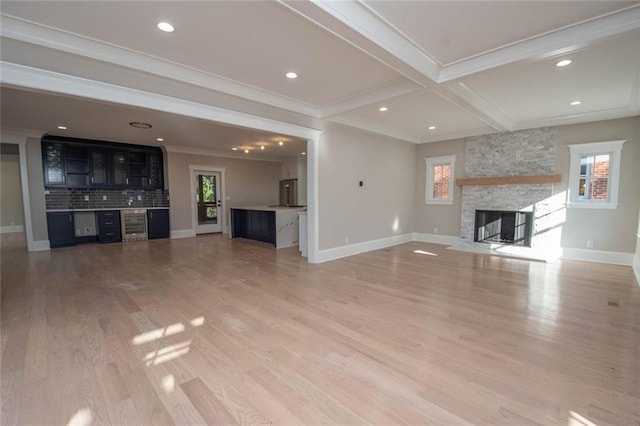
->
[439,5,640,82]
[319,79,421,118]
[0,14,322,118]
[512,106,638,131]
[437,83,513,132]
[0,62,322,142]
[1,127,46,143]
[418,127,497,144]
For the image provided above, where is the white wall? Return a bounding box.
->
[318,122,416,250]
[634,207,640,284]
[167,151,282,234]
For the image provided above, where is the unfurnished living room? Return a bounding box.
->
[1,1,639,425]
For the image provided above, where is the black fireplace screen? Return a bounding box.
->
[474,210,532,247]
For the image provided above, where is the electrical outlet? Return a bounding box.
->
[586,240,594,248]
[84,195,89,201]
[103,195,108,201]
[84,227,91,234]
[433,227,439,234]
[76,228,82,235]
[345,237,349,244]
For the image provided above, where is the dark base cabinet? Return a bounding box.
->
[231,209,275,245]
[148,209,170,239]
[97,210,121,243]
[47,212,76,248]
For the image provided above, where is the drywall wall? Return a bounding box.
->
[317,122,416,250]
[556,116,640,253]
[635,207,640,283]
[414,116,640,254]
[26,137,48,242]
[414,138,465,237]
[166,152,281,233]
[1,153,24,228]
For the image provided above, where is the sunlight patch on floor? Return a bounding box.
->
[132,323,185,345]
[568,411,598,426]
[144,340,192,366]
[66,408,93,426]
[413,249,438,256]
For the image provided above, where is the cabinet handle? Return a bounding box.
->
[126,178,129,185]
[91,176,94,184]
[149,178,152,185]
[68,215,72,222]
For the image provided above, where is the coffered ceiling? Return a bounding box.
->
[1,1,639,149]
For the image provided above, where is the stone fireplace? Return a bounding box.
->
[459,128,564,253]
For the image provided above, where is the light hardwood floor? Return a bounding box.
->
[1,232,639,425]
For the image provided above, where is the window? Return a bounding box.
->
[568,140,625,209]
[425,155,455,205]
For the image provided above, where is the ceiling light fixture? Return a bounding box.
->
[379,107,388,112]
[129,121,152,129]
[279,141,284,146]
[156,137,164,142]
[570,100,582,106]
[260,146,265,150]
[157,22,174,32]
[301,152,307,155]
[232,147,238,151]
[556,59,572,67]
[244,149,249,154]
[57,125,68,130]
[286,72,298,79]
[428,126,436,130]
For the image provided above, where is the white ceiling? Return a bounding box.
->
[0,1,639,148]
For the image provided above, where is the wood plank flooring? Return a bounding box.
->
[1,232,639,425]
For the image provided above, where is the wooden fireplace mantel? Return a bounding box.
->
[456,174,561,186]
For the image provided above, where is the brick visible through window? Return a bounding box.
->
[579,154,609,201]
[432,164,451,199]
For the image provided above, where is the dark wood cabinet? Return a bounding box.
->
[147,209,170,239]
[47,211,76,248]
[42,136,164,190]
[96,210,121,243]
[43,142,66,185]
[231,209,275,245]
[89,148,109,186]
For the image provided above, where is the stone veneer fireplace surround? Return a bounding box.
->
[458,128,564,257]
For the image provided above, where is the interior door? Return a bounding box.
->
[194,171,222,234]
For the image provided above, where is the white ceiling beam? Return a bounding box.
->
[439,5,640,82]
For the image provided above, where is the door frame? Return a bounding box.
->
[189,165,226,235]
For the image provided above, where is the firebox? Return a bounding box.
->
[474,210,532,247]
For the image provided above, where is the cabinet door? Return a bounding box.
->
[147,209,170,239]
[43,142,66,185]
[147,152,163,189]
[47,212,76,248]
[89,148,109,186]
[112,151,128,186]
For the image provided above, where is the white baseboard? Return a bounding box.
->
[413,233,460,246]
[633,255,639,287]
[28,239,50,252]
[314,233,413,264]
[171,229,196,239]
[561,247,633,266]
[0,225,24,233]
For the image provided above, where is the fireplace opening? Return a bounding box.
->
[474,210,533,247]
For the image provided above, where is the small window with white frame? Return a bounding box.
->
[425,155,455,205]
[567,140,625,209]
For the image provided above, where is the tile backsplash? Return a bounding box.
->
[45,188,170,210]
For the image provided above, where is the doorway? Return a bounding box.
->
[192,169,223,234]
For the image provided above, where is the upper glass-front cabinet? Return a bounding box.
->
[41,136,164,189]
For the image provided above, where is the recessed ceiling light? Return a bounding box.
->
[279,141,284,146]
[556,59,572,67]
[286,72,298,79]
[301,152,307,155]
[232,147,238,151]
[156,137,164,142]
[57,125,67,130]
[129,121,152,129]
[260,146,265,150]
[244,149,249,154]
[379,107,388,112]
[428,126,436,130]
[570,100,582,106]
[157,22,174,32]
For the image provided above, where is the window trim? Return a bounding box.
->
[425,155,456,205]
[567,140,625,210]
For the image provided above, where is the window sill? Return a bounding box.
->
[426,200,454,206]
[567,202,618,210]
